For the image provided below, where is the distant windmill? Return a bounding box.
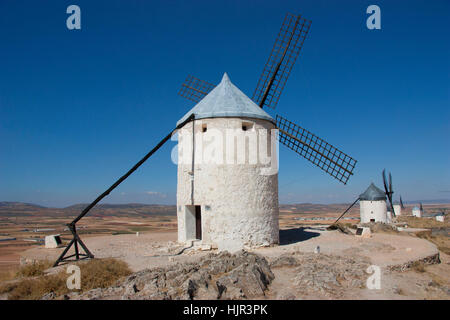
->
[412,204,422,217]
[420,202,425,215]
[54,12,358,266]
[393,200,402,216]
[331,169,396,225]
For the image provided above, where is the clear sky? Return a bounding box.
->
[0,0,449,207]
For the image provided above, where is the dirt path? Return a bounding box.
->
[253,226,439,269]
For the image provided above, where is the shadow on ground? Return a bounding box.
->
[279,227,321,245]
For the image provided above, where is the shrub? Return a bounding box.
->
[79,258,131,291]
[15,260,53,278]
[0,258,131,300]
[411,261,426,273]
[0,273,67,300]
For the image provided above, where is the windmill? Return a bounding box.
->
[178,13,357,185]
[331,169,395,226]
[54,12,358,266]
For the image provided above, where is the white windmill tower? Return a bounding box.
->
[176,73,280,251]
[412,206,421,217]
[176,13,357,250]
[393,196,404,216]
[359,183,388,223]
[393,201,401,216]
[412,203,423,217]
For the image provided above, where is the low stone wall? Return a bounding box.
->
[387,252,441,272]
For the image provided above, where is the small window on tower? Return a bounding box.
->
[202,124,207,133]
[242,121,253,131]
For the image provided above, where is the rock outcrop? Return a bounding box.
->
[270,252,371,297]
[66,250,274,300]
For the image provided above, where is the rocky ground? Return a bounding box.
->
[53,249,449,300]
[61,251,274,300]
[57,250,373,300]
[268,252,371,299]
[13,226,450,300]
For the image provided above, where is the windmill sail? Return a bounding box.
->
[178,13,312,108]
[275,114,357,184]
[177,13,357,185]
[178,75,215,103]
[400,196,405,209]
[252,13,311,109]
[382,169,395,217]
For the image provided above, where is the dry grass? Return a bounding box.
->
[398,216,449,229]
[15,260,53,278]
[411,261,426,273]
[396,288,405,295]
[79,258,131,290]
[0,269,16,283]
[428,273,447,288]
[0,273,67,300]
[0,258,131,300]
[326,222,352,234]
[361,222,399,235]
[415,231,450,255]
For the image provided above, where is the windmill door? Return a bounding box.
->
[195,206,202,240]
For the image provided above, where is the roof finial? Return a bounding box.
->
[221,72,231,83]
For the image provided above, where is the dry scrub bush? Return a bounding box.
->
[411,261,426,273]
[398,216,449,229]
[415,231,450,255]
[0,274,67,300]
[79,258,131,290]
[15,260,53,278]
[0,258,131,300]
[0,269,16,283]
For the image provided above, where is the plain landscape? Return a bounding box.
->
[0,201,449,300]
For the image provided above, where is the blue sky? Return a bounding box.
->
[0,0,449,207]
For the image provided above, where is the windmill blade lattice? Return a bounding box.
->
[178,75,215,103]
[276,114,357,184]
[382,169,395,216]
[252,13,311,109]
[177,13,357,185]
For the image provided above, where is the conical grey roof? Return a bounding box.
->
[177,73,274,126]
[359,183,386,201]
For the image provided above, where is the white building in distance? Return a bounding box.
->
[359,183,388,223]
[435,213,445,222]
[412,206,421,217]
[393,202,401,216]
[45,235,62,249]
[175,73,279,252]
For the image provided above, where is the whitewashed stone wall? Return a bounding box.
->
[360,200,388,223]
[176,117,279,251]
[393,204,401,216]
